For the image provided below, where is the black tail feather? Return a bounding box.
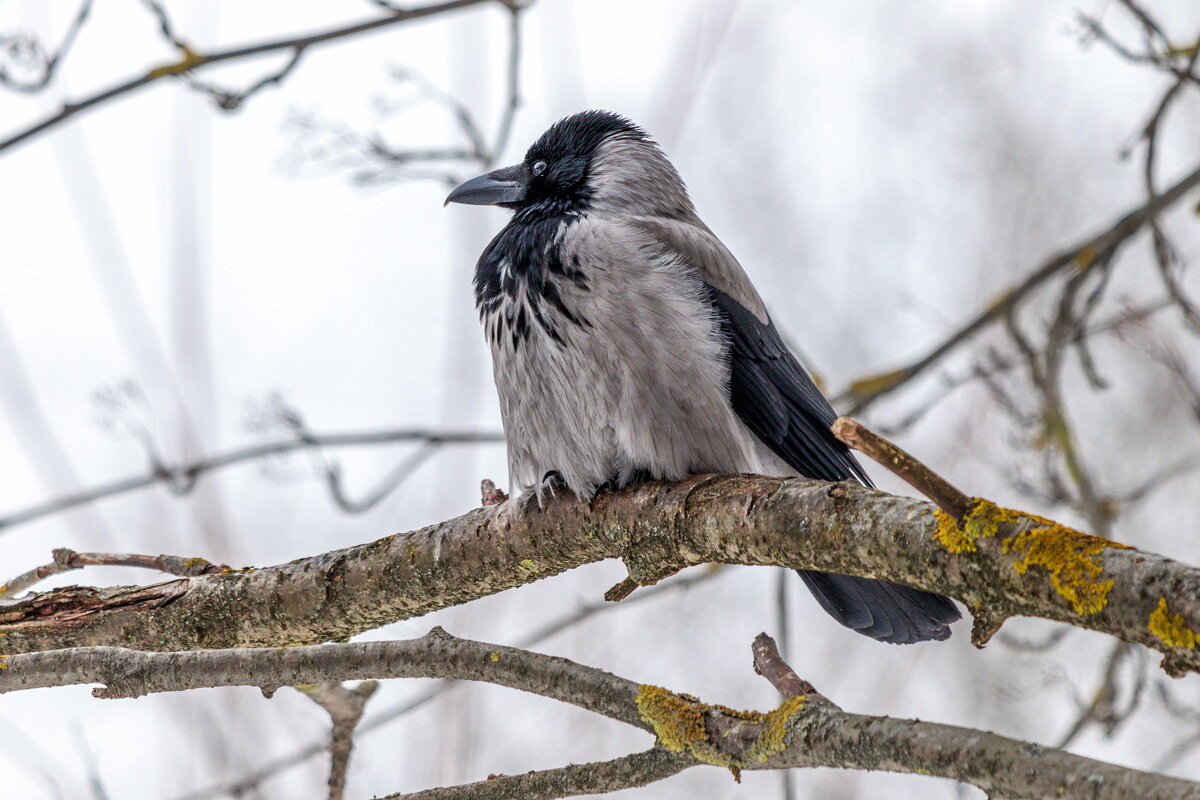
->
[797,570,960,645]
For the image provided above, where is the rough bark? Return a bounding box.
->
[0,629,1195,800]
[1,475,1198,677]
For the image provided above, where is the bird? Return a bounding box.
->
[445,110,960,644]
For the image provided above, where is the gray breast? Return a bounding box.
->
[482,216,767,497]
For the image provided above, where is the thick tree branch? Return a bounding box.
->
[2,471,1200,676]
[1,629,1196,800]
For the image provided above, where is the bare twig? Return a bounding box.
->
[184,46,308,111]
[1060,642,1142,748]
[876,299,1170,436]
[751,633,815,698]
[0,548,228,601]
[273,408,464,514]
[831,416,972,519]
[996,627,1072,653]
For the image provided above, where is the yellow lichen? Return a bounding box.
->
[488,651,500,662]
[0,655,8,670]
[1002,526,1121,616]
[517,558,541,574]
[636,685,722,760]
[635,685,808,769]
[1148,597,1199,649]
[745,695,807,763]
[934,507,977,553]
[934,498,1129,616]
[933,498,1019,553]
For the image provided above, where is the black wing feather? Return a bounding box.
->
[705,283,960,645]
[707,285,870,484]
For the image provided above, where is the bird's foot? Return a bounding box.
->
[510,471,569,514]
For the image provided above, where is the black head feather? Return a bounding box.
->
[517,110,650,214]
[525,110,648,165]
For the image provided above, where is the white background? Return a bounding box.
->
[1,1,1199,798]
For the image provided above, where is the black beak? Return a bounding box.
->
[444,164,527,207]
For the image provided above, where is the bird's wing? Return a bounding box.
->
[629,216,871,485]
[628,216,959,645]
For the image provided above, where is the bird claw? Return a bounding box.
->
[539,470,567,499]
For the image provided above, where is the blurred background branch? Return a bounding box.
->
[0,0,523,154]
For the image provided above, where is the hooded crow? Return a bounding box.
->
[446,110,960,644]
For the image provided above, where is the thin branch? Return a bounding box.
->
[0,426,502,534]
[486,4,523,166]
[136,0,188,51]
[277,408,458,514]
[832,158,1200,414]
[286,2,523,186]
[0,548,228,601]
[0,0,510,155]
[751,632,815,698]
[996,627,1072,653]
[831,416,972,520]
[875,299,1170,437]
[183,46,308,111]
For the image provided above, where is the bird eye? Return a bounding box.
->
[531,160,548,176]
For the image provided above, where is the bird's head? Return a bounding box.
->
[445,110,692,218]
